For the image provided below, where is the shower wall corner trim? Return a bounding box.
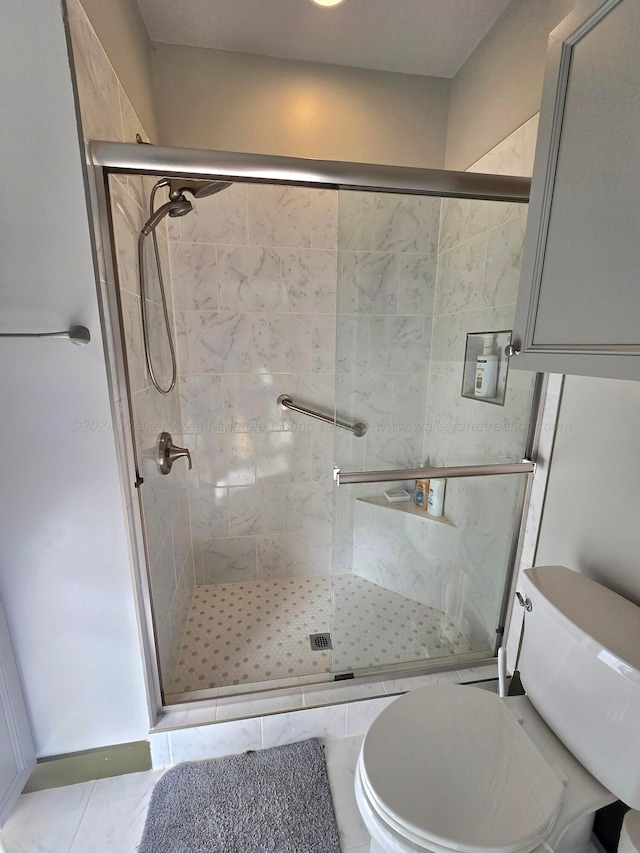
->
[89,141,531,202]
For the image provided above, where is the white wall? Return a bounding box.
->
[150,44,450,168]
[445,0,574,171]
[0,0,149,756]
[536,376,640,606]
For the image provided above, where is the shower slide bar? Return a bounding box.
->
[278,394,367,437]
[334,460,535,485]
[0,325,91,346]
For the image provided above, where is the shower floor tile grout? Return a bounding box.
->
[168,575,475,694]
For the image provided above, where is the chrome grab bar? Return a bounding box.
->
[334,460,535,485]
[0,325,91,346]
[278,394,367,438]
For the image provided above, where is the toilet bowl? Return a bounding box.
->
[355,685,614,853]
[355,567,640,853]
[619,811,640,853]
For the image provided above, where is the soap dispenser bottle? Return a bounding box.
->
[475,336,498,398]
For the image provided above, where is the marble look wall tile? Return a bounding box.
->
[437,235,489,315]
[179,182,248,245]
[280,248,338,313]
[282,374,335,426]
[223,373,284,432]
[337,373,394,428]
[188,487,229,540]
[180,374,223,433]
[171,498,191,576]
[467,198,521,239]
[335,316,369,375]
[201,537,257,583]
[146,299,173,387]
[255,431,312,483]
[337,190,373,251]
[392,372,429,427]
[345,695,397,735]
[368,316,428,374]
[312,429,335,482]
[248,185,312,248]
[364,430,422,472]
[312,189,338,249]
[469,124,525,177]
[196,433,255,487]
[261,704,346,748]
[218,245,283,311]
[521,114,540,179]
[397,253,437,316]
[256,532,312,579]
[439,197,469,252]
[120,291,147,395]
[483,215,526,307]
[119,85,148,144]
[67,0,121,143]
[284,482,334,537]
[189,311,253,374]
[168,718,262,763]
[169,242,218,311]
[228,484,285,536]
[110,177,142,295]
[339,251,397,315]
[429,313,464,377]
[252,313,312,373]
[310,314,337,374]
[371,194,435,254]
[174,311,190,374]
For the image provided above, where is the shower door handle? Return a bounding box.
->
[157,431,192,475]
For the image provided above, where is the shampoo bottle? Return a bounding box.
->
[475,336,498,398]
[427,478,446,517]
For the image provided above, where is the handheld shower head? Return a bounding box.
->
[168,178,233,200]
[141,196,193,235]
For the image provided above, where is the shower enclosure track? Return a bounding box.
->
[334,461,536,485]
[89,137,536,724]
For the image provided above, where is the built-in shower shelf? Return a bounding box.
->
[357,496,456,528]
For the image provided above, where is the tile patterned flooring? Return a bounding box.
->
[0,737,371,853]
[167,574,474,694]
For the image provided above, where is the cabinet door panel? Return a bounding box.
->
[513,0,640,379]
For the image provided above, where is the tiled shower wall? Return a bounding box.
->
[422,115,540,645]
[67,0,195,682]
[166,188,441,584]
[348,117,540,648]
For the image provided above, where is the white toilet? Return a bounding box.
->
[355,565,640,853]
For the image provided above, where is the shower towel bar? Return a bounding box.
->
[0,325,90,346]
[334,460,535,485]
[277,394,367,437]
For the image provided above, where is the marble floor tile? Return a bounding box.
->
[321,735,371,850]
[68,771,164,852]
[1,780,95,853]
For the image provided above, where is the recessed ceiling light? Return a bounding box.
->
[310,0,346,7]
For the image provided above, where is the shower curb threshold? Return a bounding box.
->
[152,660,498,734]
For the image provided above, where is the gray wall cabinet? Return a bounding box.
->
[510,0,640,380]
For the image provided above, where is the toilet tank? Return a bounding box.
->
[519,565,640,809]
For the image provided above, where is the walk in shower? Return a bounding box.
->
[95,143,536,706]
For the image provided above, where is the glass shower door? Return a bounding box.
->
[329,189,537,677]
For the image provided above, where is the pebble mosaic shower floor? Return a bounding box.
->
[167,575,475,695]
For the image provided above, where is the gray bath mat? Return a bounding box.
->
[138,738,341,853]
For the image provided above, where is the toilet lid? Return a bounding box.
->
[360,685,564,853]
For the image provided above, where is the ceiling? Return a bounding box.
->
[136,0,513,79]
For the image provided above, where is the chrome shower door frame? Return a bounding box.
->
[87,140,535,724]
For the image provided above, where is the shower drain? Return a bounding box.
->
[309,632,332,651]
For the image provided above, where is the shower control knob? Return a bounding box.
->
[157,431,192,475]
[505,343,521,358]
